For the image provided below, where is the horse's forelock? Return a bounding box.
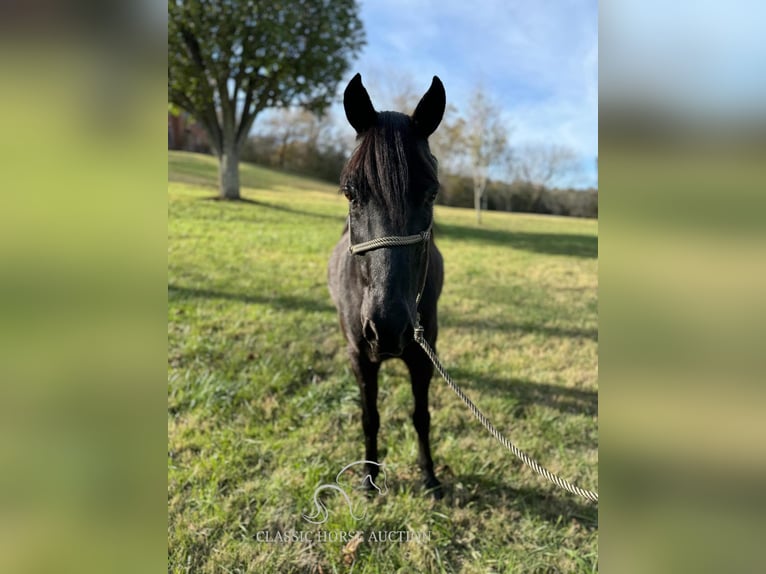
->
[342,112,434,227]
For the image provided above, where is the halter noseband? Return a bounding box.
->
[348,224,432,255]
[347,217,433,326]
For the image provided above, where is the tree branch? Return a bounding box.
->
[177,24,225,152]
[236,79,255,143]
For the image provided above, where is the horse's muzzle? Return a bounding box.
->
[362,315,414,357]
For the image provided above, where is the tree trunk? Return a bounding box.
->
[474,188,482,224]
[278,131,289,168]
[218,141,240,200]
[472,167,487,225]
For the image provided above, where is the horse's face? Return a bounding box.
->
[342,75,445,357]
[343,141,438,356]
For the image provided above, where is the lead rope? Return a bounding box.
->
[414,323,599,503]
[348,217,598,503]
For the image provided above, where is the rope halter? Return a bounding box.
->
[347,217,433,314]
[348,224,432,255]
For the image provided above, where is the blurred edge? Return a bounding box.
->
[0,2,166,574]
[1,0,765,573]
[600,1,766,572]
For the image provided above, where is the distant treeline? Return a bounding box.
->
[438,175,598,218]
[241,133,349,186]
[241,134,598,219]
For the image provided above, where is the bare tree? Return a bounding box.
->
[363,67,421,112]
[429,103,466,177]
[259,108,324,168]
[512,143,581,210]
[463,87,509,224]
[251,107,355,181]
[514,143,580,188]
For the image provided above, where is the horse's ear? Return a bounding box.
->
[412,76,446,138]
[344,73,377,134]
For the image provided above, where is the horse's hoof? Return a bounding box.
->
[424,477,443,500]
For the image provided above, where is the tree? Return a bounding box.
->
[249,107,353,180]
[361,68,421,112]
[259,108,322,168]
[463,87,509,224]
[430,103,466,177]
[512,143,581,209]
[168,0,365,200]
[514,143,580,187]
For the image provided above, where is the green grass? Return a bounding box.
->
[168,151,598,573]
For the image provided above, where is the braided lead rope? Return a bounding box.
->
[414,329,599,503]
[349,229,431,255]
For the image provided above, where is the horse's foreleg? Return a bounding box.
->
[350,351,380,489]
[405,346,442,499]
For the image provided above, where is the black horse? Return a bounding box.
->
[328,74,446,498]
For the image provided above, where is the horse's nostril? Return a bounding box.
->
[363,319,378,343]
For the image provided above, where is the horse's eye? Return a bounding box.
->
[343,185,355,201]
[427,188,438,204]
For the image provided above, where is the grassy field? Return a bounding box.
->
[168,151,598,573]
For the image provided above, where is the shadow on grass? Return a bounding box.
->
[435,222,598,259]
[389,468,597,529]
[168,284,335,314]
[441,471,598,529]
[443,315,598,342]
[448,367,597,417]
[200,196,344,223]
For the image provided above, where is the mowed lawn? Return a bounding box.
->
[168,151,598,573]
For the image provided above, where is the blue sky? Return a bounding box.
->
[349,0,599,188]
[601,0,766,119]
